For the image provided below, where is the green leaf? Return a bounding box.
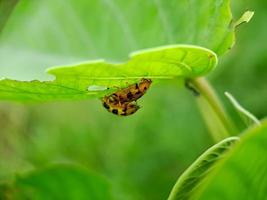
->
[167,137,239,200]
[0,45,217,102]
[0,0,19,32]
[225,92,260,127]
[0,0,250,80]
[2,164,112,200]
[192,120,267,200]
[234,10,254,28]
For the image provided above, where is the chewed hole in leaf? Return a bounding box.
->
[87,85,109,91]
[0,45,218,102]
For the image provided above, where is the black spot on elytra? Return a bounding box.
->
[144,86,147,90]
[135,91,141,95]
[135,83,138,89]
[127,92,133,99]
[112,109,118,114]
[130,111,136,114]
[103,102,110,109]
[129,104,135,108]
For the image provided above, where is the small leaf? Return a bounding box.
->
[0,45,217,102]
[225,92,260,127]
[234,11,254,28]
[192,120,267,200]
[3,164,112,200]
[167,137,239,200]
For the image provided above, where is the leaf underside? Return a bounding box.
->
[225,92,260,127]
[192,120,267,200]
[167,136,239,200]
[0,45,217,102]
[0,0,252,82]
[0,1,253,102]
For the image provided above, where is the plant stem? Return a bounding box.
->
[188,77,238,142]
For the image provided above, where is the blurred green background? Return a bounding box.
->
[0,0,266,200]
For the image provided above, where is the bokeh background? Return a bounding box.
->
[0,0,266,199]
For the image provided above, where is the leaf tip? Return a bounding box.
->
[234,10,254,28]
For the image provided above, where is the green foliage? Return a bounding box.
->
[0,45,217,102]
[0,0,262,200]
[234,10,254,27]
[0,0,243,80]
[191,120,267,199]
[214,1,265,118]
[189,78,239,142]
[1,164,112,200]
[225,92,260,127]
[167,137,239,200]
